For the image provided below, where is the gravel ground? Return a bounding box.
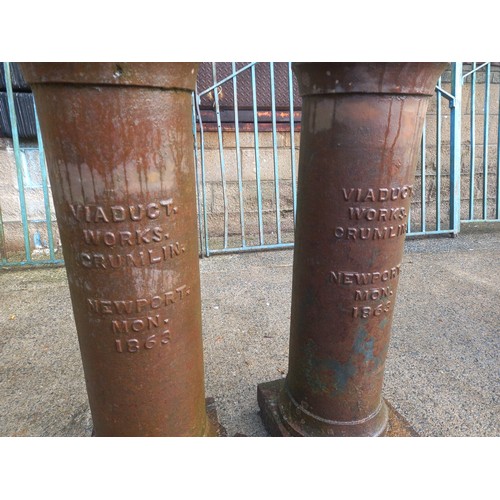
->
[0,231,498,437]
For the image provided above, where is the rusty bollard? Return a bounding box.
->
[258,62,448,437]
[20,63,223,436]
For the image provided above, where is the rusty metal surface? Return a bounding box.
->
[258,379,419,437]
[258,62,448,437]
[20,62,219,436]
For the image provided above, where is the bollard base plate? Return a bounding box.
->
[257,379,418,437]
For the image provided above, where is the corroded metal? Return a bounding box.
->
[258,62,448,437]
[20,62,223,436]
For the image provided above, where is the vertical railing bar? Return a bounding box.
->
[450,62,462,235]
[212,63,229,249]
[231,62,246,248]
[421,118,426,233]
[482,63,490,219]
[0,205,7,264]
[191,91,204,257]
[4,62,32,263]
[407,198,412,234]
[195,84,211,257]
[469,63,476,220]
[34,100,56,261]
[251,64,264,245]
[436,78,442,231]
[269,62,282,244]
[496,74,500,220]
[288,62,297,227]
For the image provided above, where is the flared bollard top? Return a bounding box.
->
[20,62,198,90]
[292,62,449,96]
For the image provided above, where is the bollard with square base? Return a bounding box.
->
[258,62,448,437]
[20,63,225,436]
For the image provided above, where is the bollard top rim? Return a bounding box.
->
[292,62,449,97]
[18,62,199,91]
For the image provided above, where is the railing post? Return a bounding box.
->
[4,62,32,264]
[450,62,462,235]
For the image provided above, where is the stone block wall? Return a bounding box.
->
[198,72,499,246]
[0,138,61,260]
[1,65,498,258]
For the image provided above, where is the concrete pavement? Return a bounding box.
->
[0,231,498,437]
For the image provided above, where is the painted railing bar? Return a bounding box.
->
[421,119,426,233]
[212,63,229,249]
[251,64,264,245]
[497,81,500,219]
[198,63,257,97]
[1,258,64,268]
[4,62,32,264]
[436,78,442,231]
[191,91,205,256]
[407,229,455,237]
[462,62,490,80]
[34,100,56,261]
[435,86,455,103]
[469,63,476,220]
[288,62,297,226]
[269,63,282,244]
[0,205,7,264]
[450,62,462,235]
[207,226,457,255]
[407,199,411,233]
[482,63,490,219]
[231,62,246,247]
[207,242,294,255]
[461,218,500,223]
[195,84,211,257]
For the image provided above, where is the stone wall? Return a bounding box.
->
[0,138,61,260]
[198,72,499,246]
[1,67,498,258]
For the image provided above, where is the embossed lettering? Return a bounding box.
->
[330,266,401,285]
[78,243,186,269]
[334,223,407,240]
[114,331,171,353]
[82,227,166,247]
[354,286,393,301]
[87,286,191,315]
[111,315,160,334]
[342,186,413,203]
[352,301,392,318]
[348,207,407,221]
[69,200,177,223]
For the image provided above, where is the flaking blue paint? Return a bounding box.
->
[302,326,381,396]
[354,325,375,363]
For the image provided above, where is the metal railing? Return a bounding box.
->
[461,62,500,223]
[193,62,500,256]
[194,62,298,256]
[1,62,499,266]
[1,62,62,267]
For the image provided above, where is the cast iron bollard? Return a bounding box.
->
[258,62,448,436]
[20,63,223,436]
